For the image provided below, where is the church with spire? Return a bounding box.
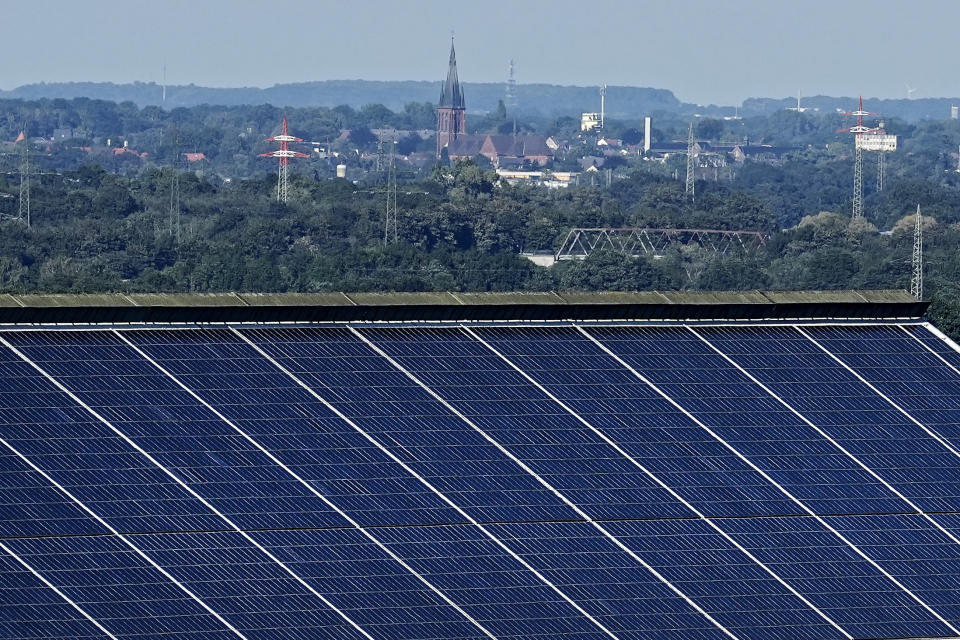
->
[434,38,555,167]
[436,38,467,158]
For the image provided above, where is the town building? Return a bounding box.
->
[436,39,466,158]
[435,39,554,168]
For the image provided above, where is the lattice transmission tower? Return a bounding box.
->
[384,140,398,245]
[168,130,181,241]
[911,204,923,300]
[259,117,309,203]
[685,122,696,201]
[839,97,880,219]
[876,148,885,192]
[17,130,30,228]
[375,129,385,179]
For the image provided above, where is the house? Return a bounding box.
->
[447,134,555,167]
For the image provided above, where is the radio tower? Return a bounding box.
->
[600,83,607,130]
[685,122,696,200]
[259,117,309,203]
[505,59,518,111]
[838,96,880,219]
[911,204,923,300]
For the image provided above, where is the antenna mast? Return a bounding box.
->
[600,83,607,130]
[506,59,517,111]
[685,122,696,201]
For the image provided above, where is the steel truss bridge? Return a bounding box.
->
[555,227,770,261]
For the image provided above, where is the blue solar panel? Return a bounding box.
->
[468,325,958,637]
[242,327,595,524]
[905,324,960,370]
[353,327,693,522]
[370,521,734,640]
[804,325,960,455]
[696,325,960,514]
[0,534,239,639]
[121,328,466,529]
[3,330,349,533]
[717,515,954,639]
[496,519,838,640]
[821,513,960,623]
[4,321,960,639]
[474,325,819,518]
[0,549,111,640]
[585,325,924,515]
[0,451,107,538]
[0,346,228,537]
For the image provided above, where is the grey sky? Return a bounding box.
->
[5,0,957,105]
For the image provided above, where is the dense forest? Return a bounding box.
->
[1,96,960,332]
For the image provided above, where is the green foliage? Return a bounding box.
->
[2,97,960,342]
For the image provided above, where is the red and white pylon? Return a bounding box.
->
[260,117,309,203]
[838,97,882,219]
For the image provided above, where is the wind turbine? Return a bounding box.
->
[906,84,917,100]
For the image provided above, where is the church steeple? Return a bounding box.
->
[438,38,465,109]
[436,36,467,158]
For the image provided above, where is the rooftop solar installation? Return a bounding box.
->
[3,292,960,640]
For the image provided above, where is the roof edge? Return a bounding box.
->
[0,290,928,324]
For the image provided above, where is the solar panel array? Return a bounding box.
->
[3,321,960,640]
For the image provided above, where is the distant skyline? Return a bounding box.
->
[5,0,958,105]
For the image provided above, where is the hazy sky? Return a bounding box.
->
[5,0,957,105]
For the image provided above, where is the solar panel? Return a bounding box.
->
[2,320,960,639]
[468,324,959,639]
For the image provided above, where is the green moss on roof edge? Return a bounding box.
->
[0,289,919,308]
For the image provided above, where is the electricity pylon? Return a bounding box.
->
[17,133,30,228]
[384,140,398,245]
[910,204,923,300]
[685,122,696,201]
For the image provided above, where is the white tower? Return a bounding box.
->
[600,83,607,130]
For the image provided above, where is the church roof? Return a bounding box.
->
[438,39,465,110]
